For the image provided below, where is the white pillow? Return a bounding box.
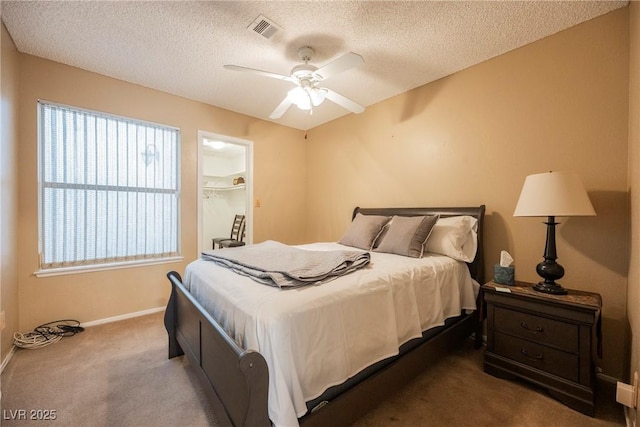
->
[424,215,478,262]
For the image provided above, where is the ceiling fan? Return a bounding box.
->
[224,46,365,119]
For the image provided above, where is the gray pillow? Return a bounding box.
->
[338,213,391,250]
[374,215,440,258]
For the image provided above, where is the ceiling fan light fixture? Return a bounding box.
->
[287,85,326,111]
[310,87,326,106]
[287,87,312,110]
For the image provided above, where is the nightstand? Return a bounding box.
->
[482,281,602,416]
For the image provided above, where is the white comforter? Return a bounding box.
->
[184,242,479,427]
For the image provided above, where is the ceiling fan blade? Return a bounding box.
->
[323,89,365,114]
[224,65,295,82]
[312,52,364,81]
[269,97,294,119]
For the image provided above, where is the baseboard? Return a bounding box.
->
[1,345,16,374]
[81,306,165,328]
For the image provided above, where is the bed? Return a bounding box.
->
[164,205,485,427]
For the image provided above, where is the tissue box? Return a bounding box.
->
[494,264,515,286]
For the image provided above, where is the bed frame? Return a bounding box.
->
[164,205,485,427]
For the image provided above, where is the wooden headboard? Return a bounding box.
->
[352,205,486,284]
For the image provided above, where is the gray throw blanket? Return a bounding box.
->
[201,240,370,288]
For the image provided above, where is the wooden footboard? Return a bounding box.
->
[164,271,270,427]
[165,271,479,427]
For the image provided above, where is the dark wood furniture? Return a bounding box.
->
[165,205,485,427]
[482,281,602,416]
[212,214,245,249]
[218,219,246,248]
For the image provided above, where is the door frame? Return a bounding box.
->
[197,130,253,253]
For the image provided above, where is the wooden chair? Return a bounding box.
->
[219,219,246,248]
[212,215,245,249]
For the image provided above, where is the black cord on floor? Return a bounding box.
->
[14,319,84,349]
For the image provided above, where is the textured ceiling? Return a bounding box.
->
[1,1,628,130]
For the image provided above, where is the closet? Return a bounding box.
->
[202,140,247,250]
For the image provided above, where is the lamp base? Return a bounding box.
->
[533,281,568,295]
[533,216,568,295]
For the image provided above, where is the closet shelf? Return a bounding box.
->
[203,184,246,191]
[203,172,246,180]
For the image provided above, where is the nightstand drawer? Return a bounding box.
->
[482,282,601,416]
[494,306,578,352]
[493,332,579,382]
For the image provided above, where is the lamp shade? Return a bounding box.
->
[513,171,596,217]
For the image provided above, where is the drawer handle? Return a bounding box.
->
[520,322,544,334]
[521,349,543,362]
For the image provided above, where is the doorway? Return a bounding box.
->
[197,131,253,253]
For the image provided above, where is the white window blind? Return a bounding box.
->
[38,101,180,270]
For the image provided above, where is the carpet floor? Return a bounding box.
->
[1,311,626,426]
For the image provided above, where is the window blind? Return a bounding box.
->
[38,101,180,270]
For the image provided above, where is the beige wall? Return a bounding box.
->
[627,1,639,423]
[16,55,307,333]
[1,22,20,363]
[307,8,630,378]
[4,6,634,383]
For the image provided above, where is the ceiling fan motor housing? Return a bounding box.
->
[297,46,315,62]
[291,64,318,80]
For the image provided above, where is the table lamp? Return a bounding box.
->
[513,171,596,295]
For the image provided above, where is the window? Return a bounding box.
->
[38,101,180,272]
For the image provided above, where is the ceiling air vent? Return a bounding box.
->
[247,15,282,40]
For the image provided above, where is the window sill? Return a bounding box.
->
[34,256,184,278]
